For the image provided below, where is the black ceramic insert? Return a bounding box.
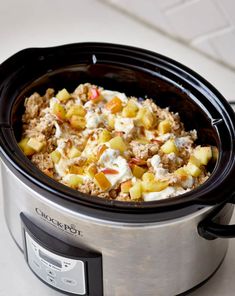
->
[0,43,234,222]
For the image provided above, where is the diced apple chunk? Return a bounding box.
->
[52,103,66,121]
[86,154,97,164]
[121,180,132,193]
[68,165,84,175]
[141,180,168,192]
[97,144,108,159]
[175,167,188,177]
[98,129,112,144]
[193,146,212,165]
[66,105,86,119]
[142,172,155,182]
[129,181,142,200]
[88,87,100,102]
[50,150,61,164]
[161,139,178,154]
[86,164,98,178]
[94,172,111,191]
[158,120,171,134]
[122,100,138,117]
[188,155,202,167]
[136,108,155,130]
[131,165,146,179]
[109,136,127,153]
[185,163,201,177]
[69,115,86,130]
[18,138,35,156]
[27,138,44,152]
[108,114,115,129]
[68,147,81,158]
[105,97,123,114]
[143,114,155,130]
[67,175,83,188]
[129,158,147,166]
[56,88,71,102]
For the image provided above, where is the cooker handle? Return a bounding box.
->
[198,101,235,240]
[198,218,235,240]
[198,197,235,240]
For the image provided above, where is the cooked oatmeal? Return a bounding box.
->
[18,83,215,201]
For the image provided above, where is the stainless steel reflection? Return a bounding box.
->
[1,159,233,296]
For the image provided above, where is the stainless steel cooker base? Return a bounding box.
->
[1,159,233,296]
[177,255,226,296]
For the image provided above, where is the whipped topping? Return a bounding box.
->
[114,117,134,134]
[54,121,62,138]
[99,148,133,187]
[143,186,189,201]
[85,111,103,129]
[101,90,127,103]
[175,136,192,148]
[156,133,173,142]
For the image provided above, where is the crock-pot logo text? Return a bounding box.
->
[35,208,82,237]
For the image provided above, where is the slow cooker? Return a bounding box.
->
[0,43,235,296]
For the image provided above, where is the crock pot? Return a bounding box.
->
[0,43,235,296]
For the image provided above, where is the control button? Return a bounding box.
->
[62,277,77,286]
[63,262,71,268]
[46,269,56,277]
[32,260,41,270]
[47,276,56,286]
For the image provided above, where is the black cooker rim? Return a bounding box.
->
[0,42,235,223]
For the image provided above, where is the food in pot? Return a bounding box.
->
[18,83,216,201]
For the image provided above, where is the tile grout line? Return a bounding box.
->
[214,0,233,27]
[164,0,200,15]
[160,0,185,12]
[97,0,235,73]
[191,25,234,45]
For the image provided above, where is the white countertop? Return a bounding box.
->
[0,0,235,295]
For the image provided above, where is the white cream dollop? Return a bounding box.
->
[155,168,169,179]
[175,136,192,148]
[150,154,161,169]
[54,121,62,138]
[82,137,99,157]
[114,117,134,134]
[54,158,70,177]
[150,155,169,180]
[181,175,194,189]
[85,111,103,129]
[156,133,173,143]
[56,139,67,156]
[101,90,127,103]
[99,148,133,186]
[143,186,189,201]
[49,97,60,112]
[144,130,157,140]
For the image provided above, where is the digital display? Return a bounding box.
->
[39,249,62,268]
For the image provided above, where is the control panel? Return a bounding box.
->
[25,232,86,294]
[21,213,103,296]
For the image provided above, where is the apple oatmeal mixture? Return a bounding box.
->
[18,83,216,202]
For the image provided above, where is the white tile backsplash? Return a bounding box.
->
[157,0,184,10]
[106,0,175,34]
[216,0,235,25]
[103,0,235,71]
[210,28,235,68]
[165,0,229,40]
[192,38,219,60]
